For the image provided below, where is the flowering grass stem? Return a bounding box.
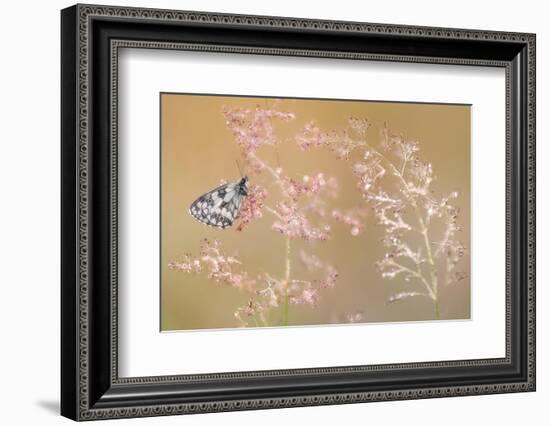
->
[283,236,291,325]
[363,140,442,319]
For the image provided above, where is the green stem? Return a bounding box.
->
[283,236,291,326]
[387,259,435,300]
[421,228,439,319]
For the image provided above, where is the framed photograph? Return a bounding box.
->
[61,4,536,421]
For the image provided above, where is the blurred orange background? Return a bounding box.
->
[161,94,470,331]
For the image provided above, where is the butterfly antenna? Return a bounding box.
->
[235,159,244,178]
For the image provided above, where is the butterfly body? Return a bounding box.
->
[189,176,248,229]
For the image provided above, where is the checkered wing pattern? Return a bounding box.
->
[189,178,248,229]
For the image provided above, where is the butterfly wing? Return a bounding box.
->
[189,182,245,229]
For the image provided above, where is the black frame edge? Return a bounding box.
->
[61,4,79,421]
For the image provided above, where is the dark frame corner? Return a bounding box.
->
[61,3,535,421]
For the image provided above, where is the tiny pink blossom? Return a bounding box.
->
[235,184,267,232]
[331,207,369,235]
[320,265,338,289]
[291,288,319,306]
[271,202,331,241]
[223,106,295,175]
[170,239,255,291]
[299,250,338,290]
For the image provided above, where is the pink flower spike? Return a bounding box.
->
[235,184,268,232]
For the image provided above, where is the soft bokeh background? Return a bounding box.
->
[161,94,470,331]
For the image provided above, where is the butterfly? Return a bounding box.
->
[189,176,249,229]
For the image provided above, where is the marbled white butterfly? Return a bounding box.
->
[189,176,249,229]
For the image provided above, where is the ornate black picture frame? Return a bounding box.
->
[61,3,536,421]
